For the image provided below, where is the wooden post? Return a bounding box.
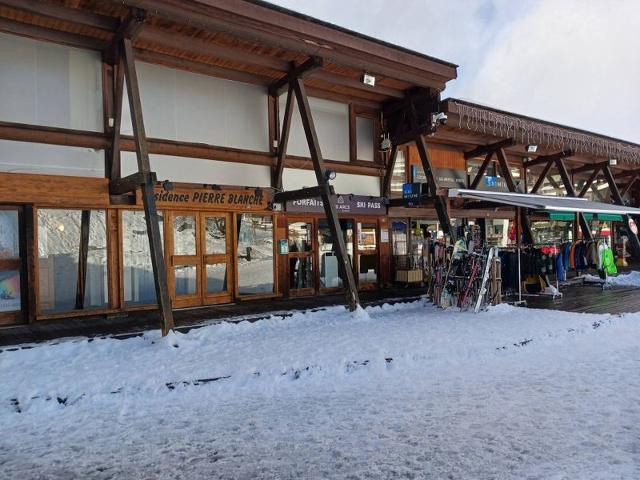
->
[555,158,593,241]
[272,84,294,190]
[602,164,640,258]
[23,205,37,323]
[414,134,455,240]
[381,144,398,197]
[496,148,533,244]
[292,76,359,311]
[75,209,91,310]
[122,37,174,335]
[110,54,125,182]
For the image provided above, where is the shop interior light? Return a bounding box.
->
[526,144,538,153]
[609,158,618,166]
[57,223,65,233]
[324,169,337,181]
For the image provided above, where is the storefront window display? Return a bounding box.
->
[237,214,274,295]
[358,222,378,284]
[38,209,108,313]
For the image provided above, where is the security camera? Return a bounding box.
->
[431,112,448,126]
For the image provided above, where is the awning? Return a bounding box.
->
[448,189,640,216]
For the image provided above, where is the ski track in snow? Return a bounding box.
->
[1,300,640,479]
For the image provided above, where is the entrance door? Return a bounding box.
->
[0,207,24,325]
[287,218,315,296]
[168,211,233,308]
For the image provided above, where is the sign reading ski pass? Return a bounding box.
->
[286,194,386,215]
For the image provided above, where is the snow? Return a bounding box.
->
[2,300,640,478]
[584,270,640,288]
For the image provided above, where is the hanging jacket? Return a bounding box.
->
[563,243,571,271]
[556,253,566,282]
[597,241,605,270]
[602,247,617,275]
[569,242,577,269]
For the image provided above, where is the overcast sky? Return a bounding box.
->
[268,0,640,144]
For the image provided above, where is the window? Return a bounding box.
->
[237,214,274,295]
[357,222,378,284]
[122,210,164,306]
[38,209,107,313]
[390,150,406,198]
[318,219,353,288]
[0,210,22,314]
[356,116,375,161]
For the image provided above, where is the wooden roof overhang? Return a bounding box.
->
[436,99,640,182]
[0,0,458,109]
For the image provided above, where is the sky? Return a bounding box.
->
[267,0,640,144]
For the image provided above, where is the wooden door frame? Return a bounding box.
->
[286,215,317,297]
[167,210,202,308]
[200,212,234,305]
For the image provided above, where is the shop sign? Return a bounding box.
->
[286,194,386,215]
[150,186,271,211]
[278,239,289,254]
[412,165,466,188]
[484,176,497,187]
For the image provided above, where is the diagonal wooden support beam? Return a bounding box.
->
[570,161,609,175]
[556,158,593,241]
[381,144,398,197]
[415,134,455,240]
[495,148,533,244]
[621,175,639,198]
[272,84,294,190]
[269,56,323,96]
[602,165,640,258]
[292,76,359,311]
[529,160,554,194]
[463,138,514,160]
[469,151,494,190]
[122,37,174,336]
[109,53,125,181]
[577,166,602,198]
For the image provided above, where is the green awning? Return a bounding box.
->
[598,214,623,221]
[549,212,593,221]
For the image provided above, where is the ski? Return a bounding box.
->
[474,247,497,313]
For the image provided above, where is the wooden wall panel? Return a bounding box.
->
[407,144,466,171]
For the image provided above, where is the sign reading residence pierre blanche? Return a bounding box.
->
[286,194,386,215]
[146,186,272,211]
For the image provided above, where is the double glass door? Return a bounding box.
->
[288,219,315,295]
[168,211,232,308]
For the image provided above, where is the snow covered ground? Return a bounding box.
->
[584,270,640,288]
[2,299,640,479]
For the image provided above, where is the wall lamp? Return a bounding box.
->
[324,169,337,181]
[526,144,538,153]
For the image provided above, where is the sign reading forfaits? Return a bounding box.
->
[145,186,272,211]
[286,194,386,215]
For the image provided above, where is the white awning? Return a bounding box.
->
[448,189,640,215]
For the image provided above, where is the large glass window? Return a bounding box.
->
[237,214,274,295]
[318,219,354,288]
[0,210,21,314]
[38,209,107,313]
[390,150,406,198]
[356,116,375,161]
[122,210,164,306]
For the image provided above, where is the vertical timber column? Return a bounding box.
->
[414,134,455,241]
[292,77,360,310]
[121,38,174,335]
[603,165,640,258]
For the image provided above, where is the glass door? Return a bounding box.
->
[0,207,23,325]
[357,220,378,287]
[287,219,315,295]
[317,218,354,291]
[201,213,233,304]
[168,211,201,308]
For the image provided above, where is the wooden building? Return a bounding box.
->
[1,1,639,333]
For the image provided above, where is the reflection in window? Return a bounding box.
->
[205,217,226,254]
[356,116,374,161]
[358,223,377,251]
[0,210,21,313]
[38,209,107,313]
[0,211,19,259]
[173,215,196,255]
[237,214,274,295]
[206,263,227,293]
[391,220,408,256]
[175,264,197,296]
[318,219,353,288]
[359,254,378,284]
[290,256,313,290]
[390,150,406,198]
[122,210,164,306]
[288,222,312,252]
[358,222,378,284]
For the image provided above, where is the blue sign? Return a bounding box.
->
[484,176,497,187]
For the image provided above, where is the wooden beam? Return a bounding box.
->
[273,184,333,203]
[529,160,554,194]
[381,144,398,197]
[577,166,602,198]
[74,210,91,310]
[555,157,593,241]
[104,9,147,64]
[464,138,515,160]
[0,0,119,31]
[0,17,107,50]
[602,164,640,258]
[469,151,494,190]
[122,37,174,335]
[415,134,455,240]
[269,56,323,96]
[292,76,360,311]
[110,55,125,181]
[570,161,609,175]
[312,71,404,99]
[522,149,573,168]
[621,175,639,198]
[496,148,533,243]
[109,171,157,195]
[273,84,294,190]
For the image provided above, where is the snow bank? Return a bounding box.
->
[583,270,640,287]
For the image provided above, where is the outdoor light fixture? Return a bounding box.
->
[609,158,618,166]
[526,144,538,153]
[324,169,337,181]
[362,72,376,87]
[162,180,173,191]
[379,133,392,153]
